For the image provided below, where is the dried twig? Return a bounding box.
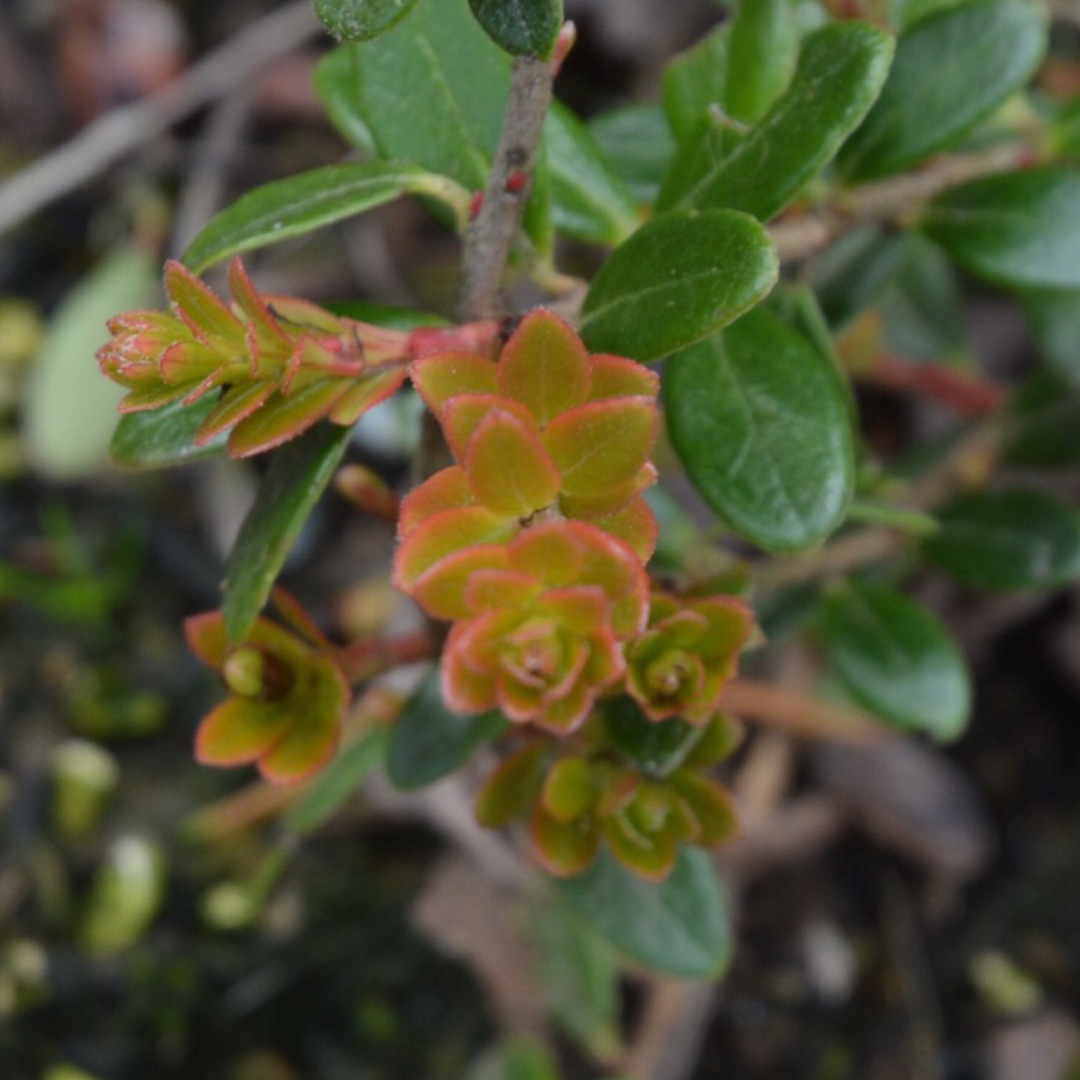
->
[769,141,1029,264]
[0,0,323,238]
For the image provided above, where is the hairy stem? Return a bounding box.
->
[456,55,554,321]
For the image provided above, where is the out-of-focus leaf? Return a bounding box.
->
[665,307,854,551]
[810,225,909,328]
[530,894,620,1059]
[661,22,729,143]
[839,0,1046,181]
[337,0,510,189]
[467,0,562,57]
[923,488,1080,590]
[184,163,469,273]
[1005,371,1080,468]
[110,394,226,468]
[579,209,778,360]
[545,102,639,244]
[725,0,799,123]
[558,847,732,978]
[386,669,508,789]
[659,21,893,220]
[224,422,353,643]
[314,0,422,41]
[1023,288,1080,385]
[286,729,388,834]
[313,47,376,152]
[822,582,971,741]
[878,232,969,363]
[922,167,1080,289]
[589,105,675,205]
[24,248,158,479]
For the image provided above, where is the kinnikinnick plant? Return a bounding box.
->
[97,0,1080,996]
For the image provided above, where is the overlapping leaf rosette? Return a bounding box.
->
[97,257,496,458]
[391,310,756,878]
[185,591,349,785]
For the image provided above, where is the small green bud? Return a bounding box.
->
[49,740,119,840]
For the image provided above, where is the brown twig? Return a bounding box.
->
[721,679,886,743]
[769,141,1030,264]
[0,0,323,238]
[455,55,554,321]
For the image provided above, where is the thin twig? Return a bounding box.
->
[455,55,554,321]
[721,679,886,742]
[770,142,1029,264]
[0,0,323,239]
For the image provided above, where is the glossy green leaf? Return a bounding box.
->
[110,394,227,468]
[589,105,675,205]
[922,167,1080,289]
[387,669,508,789]
[24,248,158,479]
[1006,371,1080,468]
[725,0,799,124]
[659,21,893,221]
[339,0,510,189]
[661,22,730,144]
[468,0,562,57]
[839,0,1046,181]
[923,489,1080,590]
[184,163,469,273]
[604,696,703,777]
[1023,288,1080,384]
[558,847,732,978]
[285,729,388,834]
[823,582,971,740]
[545,102,639,244]
[313,49,376,153]
[223,422,353,643]
[314,0,422,40]
[665,307,854,551]
[579,210,778,361]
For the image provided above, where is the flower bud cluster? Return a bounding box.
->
[100,258,422,457]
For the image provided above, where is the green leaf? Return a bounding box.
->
[661,22,730,144]
[809,225,909,329]
[223,422,353,643]
[659,21,894,221]
[340,0,511,189]
[545,101,639,244]
[557,847,732,978]
[313,48,376,152]
[921,167,1080,289]
[110,394,227,468]
[579,209,778,361]
[604,696,703,777]
[589,105,675,205]
[183,163,468,273]
[665,307,854,551]
[24,248,158,480]
[1006,370,1080,468]
[1023,288,1080,385]
[530,894,620,1058]
[314,0,422,40]
[386,669,508,789]
[468,0,562,57]
[286,729,388,834]
[922,489,1080,590]
[725,0,800,124]
[822,582,971,741]
[878,232,969,363]
[839,0,1046,182]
